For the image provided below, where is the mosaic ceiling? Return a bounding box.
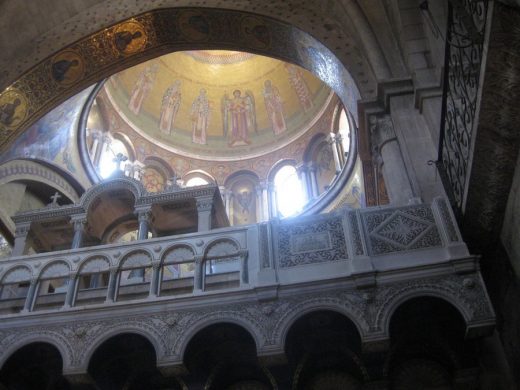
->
[95,50,332,160]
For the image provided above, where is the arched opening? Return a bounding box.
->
[273,163,305,217]
[183,322,270,389]
[87,333,178,390]
[0,342,69,390]
[285,310,365,390]
[387,297,477,389]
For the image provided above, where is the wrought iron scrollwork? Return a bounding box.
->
[438,0,488,216]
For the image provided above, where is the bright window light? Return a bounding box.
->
[274,165,304,217]
[338,109,351,154]
[185,177,209,187]
[98,139,129,178]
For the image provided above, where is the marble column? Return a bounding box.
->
[370,115,415,205]
[261,182,270,221]
[296,164,310,203]
[329,133,343,172]
[193,255,204,293]
[255,185,264,222]
[105,267,118,303]
[267,182,278,219]
[149,261,161,298]
[308,163,320,198]
[12,223,30,257]
[196,196,213,232]
[21,278,38,313]
[136,208,153,240]
[63,272,77,308]
[225,190,232,220]
[71,217,87,249]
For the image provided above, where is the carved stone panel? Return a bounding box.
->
[277,216,348,267]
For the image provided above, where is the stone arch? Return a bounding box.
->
[266,158,298,183]
[0,6,370,153]
[377,286,473,339]
[79,176,144,211]
[204,237,241,257]
[38,260,70,280]
[183,169,216,186]
[77,255,111,274]
[80,326,165,373]
[175,315,266,363]
[0,264,33,284]
[0,332,74,372]
[273,298,369,350]
[0,159,82,203]
[119,249,153,270]
[161,243,196,264]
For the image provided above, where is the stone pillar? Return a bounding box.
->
[261,182,270,221]
[149,261,161,298]
[296,164,310,203]
[329,133,343,173]
[89,131,101,161]
[71,217,87,249]
[308,163,320,198]
[21,278,38,313]
[105,267,118,303]
[267,182,278,219]
[12,223,31,256]
[63,272,77,308]
[196,196,213,232]
[193,255,204,293]
[219,185,226,204]
[136,208,153,240]
[256,185,264,222]
[225,190,232,219]
[370,115,415,205]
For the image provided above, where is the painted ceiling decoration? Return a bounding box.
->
[99,50,332,160]
[0,7,361,153]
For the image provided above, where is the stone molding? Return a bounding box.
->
[0,271,494,374]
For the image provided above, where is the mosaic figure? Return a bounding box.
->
[159,80,182,135]
[190,89,210,145]
[222,90,257,147]
[285,63,313,112]
[263,80,286,135]
[128,64,158,115]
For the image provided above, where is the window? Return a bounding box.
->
[274,165,305,217]
[98,138,130,178]
[185,177,209,187]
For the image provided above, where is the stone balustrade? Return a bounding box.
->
[0,197,495,379]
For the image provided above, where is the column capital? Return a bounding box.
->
[135,207,153,222]
[14,223,31,237]
[369,114,396,147]
[196,196,214,212]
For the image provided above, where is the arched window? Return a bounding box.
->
[274,164,305,217]
[338,108,351,156]
[98,138,130,178]
[185,177,209,187]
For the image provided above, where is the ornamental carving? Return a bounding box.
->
[78,256,110,273]
[120,250,152,268]
[40,261,70,279]
[1,265,32,283]
[362,206,442,255]
[277,216,347,267]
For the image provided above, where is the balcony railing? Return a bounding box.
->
[0,197,468,316]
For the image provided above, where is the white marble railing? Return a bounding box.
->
[0,197,468,316]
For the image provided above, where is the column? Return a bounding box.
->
[267,181,278,219]
[308,163,320,198]
[296,164,310,203]
[149,261,161,298]
[370,115,415,205]
[193,255,204,293]
[196,196,213,232]
[21,278,38,313]
[329,133,343,172]
[63,272,77,309]
[261,182,270,221]
[12,223,30,256]
[71,217,87,249]
[105,267,118,303]
[219,185,226,204]
[89,130,101,161]
[255,185,264,222]
[94,134,111,167]
[225,190,232,219]
[136,208,153,240]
